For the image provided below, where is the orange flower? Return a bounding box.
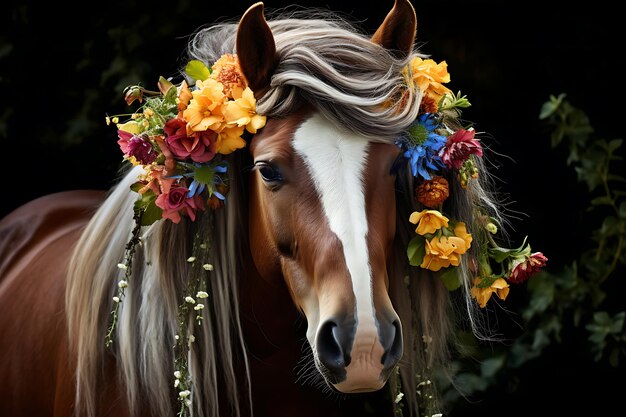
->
[223,87,267,134]
[416,176,449,208]
[216,125,246,154]
[453,222,472,250]
[470,278,510,308]
[183,79,227,132]
[409,209,449,235]
[210,53,248,99]
[405,57,452,103]
[176,80,193,116]
[420,235,468,271]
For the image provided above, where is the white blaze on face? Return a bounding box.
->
[292,113,374,330]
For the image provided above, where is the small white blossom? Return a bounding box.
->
[194,304,204,311]
[112,296,120,303]
[202,264,213,271]
[184,399,192,407]
[117,263,127,270]
[179,390,191,398]
[185,296,196,304]
[174,335,180,340]
[188,334,195,343]
[432,414,443,417]
[394,392,404,404]
[118,280,128,289]
[174,379,180,388]
[174,371,181,379]
[199,243,207,249]
[187,256,196,263]
[196,291,209,299]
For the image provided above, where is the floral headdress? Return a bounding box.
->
[395,57,547,308]
[107,54,265,226]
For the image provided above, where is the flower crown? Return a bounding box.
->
[107,54,265,225]
[107,54,547,314]
[395,57,547,308]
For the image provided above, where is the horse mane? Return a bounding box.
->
[66,9,502,417]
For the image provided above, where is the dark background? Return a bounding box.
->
[1,0,624,415]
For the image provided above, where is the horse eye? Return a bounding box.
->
[256,162,284,184]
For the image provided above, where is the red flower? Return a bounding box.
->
[509,252,548,284]
[440,128,483,169]
[164,118,218,163]
[117,130,133,154]
[155,185,205,224]
[127,136,158,164]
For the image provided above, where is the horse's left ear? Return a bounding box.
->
[236,2,278,96]
[371,0,417,58]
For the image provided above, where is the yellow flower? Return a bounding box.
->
[404,57,452,103]
[116,120,142,135]
[183,79,227,132]
[420,235,467,271]
[216,125,246,154]
[409,209,449,235]
[224,87,267,134]
[454,222,473,250]
[470,277,510,308]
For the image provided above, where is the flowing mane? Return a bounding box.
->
[64,8,502,417]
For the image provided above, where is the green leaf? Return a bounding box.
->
[407,235,426,266]
[141,200,163,226]
[539,93,566,120]
[194,165,215,185]
[130,182,144,193]
[480,356,505,378]
[609,347,620,367]
[185,59,211,82]
[610,312,625,333]
[439,267,462,291]
[590,196,613,206]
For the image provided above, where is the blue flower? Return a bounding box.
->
[398,113,446,180]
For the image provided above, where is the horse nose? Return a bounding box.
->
[381,319,403,369]
[316,320,352,379]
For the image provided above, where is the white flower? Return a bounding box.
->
[188,335,196,343]
[187,256,196,263]
[118,280,128,289]
[202,264,213,271]
[194,304,204,311]
[431,413,442,417]
[199,243,207,249]
[174,371,181,379]
[185,296,196,304]
[395,392,404,404]
[196,291,209,299]
[179,390,191,398]
[174,335,180,340]
[112,296,120,303]
[117,263,127,270]
[184,399,192,407]
[174,379,180,388]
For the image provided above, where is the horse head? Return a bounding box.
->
[239,1,416,392]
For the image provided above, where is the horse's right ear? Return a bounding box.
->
[236,2,277,96]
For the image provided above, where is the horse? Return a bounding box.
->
[0,1,503,416]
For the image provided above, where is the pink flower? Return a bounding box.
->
[155,185,205,224]
[440,128,483,169]
[164,118,218,163]
[117,130,133,154]
[509,252,548,284]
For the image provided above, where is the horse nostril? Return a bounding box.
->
[381,319,403,368]
[316,320,349,376]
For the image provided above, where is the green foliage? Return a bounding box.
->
[443,94,626,410]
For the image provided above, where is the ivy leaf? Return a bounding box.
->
[407,235,426,266]
[539,93,566,120]
[439,267,462,291]
[130,181,144,193]
[590,196,613,206]
[185,60,211,82]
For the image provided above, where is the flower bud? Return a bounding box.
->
[486,223,498,234]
